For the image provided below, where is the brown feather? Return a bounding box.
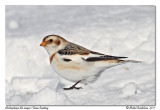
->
[54,39,61,45]
[50,53,56,63]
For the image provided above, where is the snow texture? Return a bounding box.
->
[5,6,155,105]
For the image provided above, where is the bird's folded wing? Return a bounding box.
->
[58,42,106,56]
[58,42,127,62]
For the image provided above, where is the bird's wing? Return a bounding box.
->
[58,42,109,56]
[58,42,91,55]
[58,42,127,62]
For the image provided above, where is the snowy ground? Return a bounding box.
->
[5,6,155,105]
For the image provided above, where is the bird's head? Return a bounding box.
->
[40,35,67,56]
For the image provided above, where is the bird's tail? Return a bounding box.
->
[123,60,142,63]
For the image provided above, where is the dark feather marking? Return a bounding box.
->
[43,34,66,41]
[100,55,127,59]
[85,55,127,62]
[81,57,85,60]
[63,58,72,62]
[90,51,105,55]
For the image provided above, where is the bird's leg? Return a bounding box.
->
[63,80,82,90]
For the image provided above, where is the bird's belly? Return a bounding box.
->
[50,61,100,83]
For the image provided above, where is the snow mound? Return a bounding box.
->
[122,82,139,97]
[26,87,72,105]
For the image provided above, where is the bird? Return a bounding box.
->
[40,35,140,90]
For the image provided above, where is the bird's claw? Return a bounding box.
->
[63,87,82,90]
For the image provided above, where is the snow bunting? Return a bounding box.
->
[40,35,140,90]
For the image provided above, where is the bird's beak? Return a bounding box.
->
[40,41,47,47]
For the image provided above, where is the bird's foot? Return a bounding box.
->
[63,80,82,90]
[63,86,82,90]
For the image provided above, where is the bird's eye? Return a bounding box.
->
[49,39,53,43]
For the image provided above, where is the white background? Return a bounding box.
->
[1,0,160,110]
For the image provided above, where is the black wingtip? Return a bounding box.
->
[100,55,128,59]
[85,55,128,62]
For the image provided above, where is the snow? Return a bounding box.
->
[122,82,138,97]
[8,20,19,30]
[5,6,155,105]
